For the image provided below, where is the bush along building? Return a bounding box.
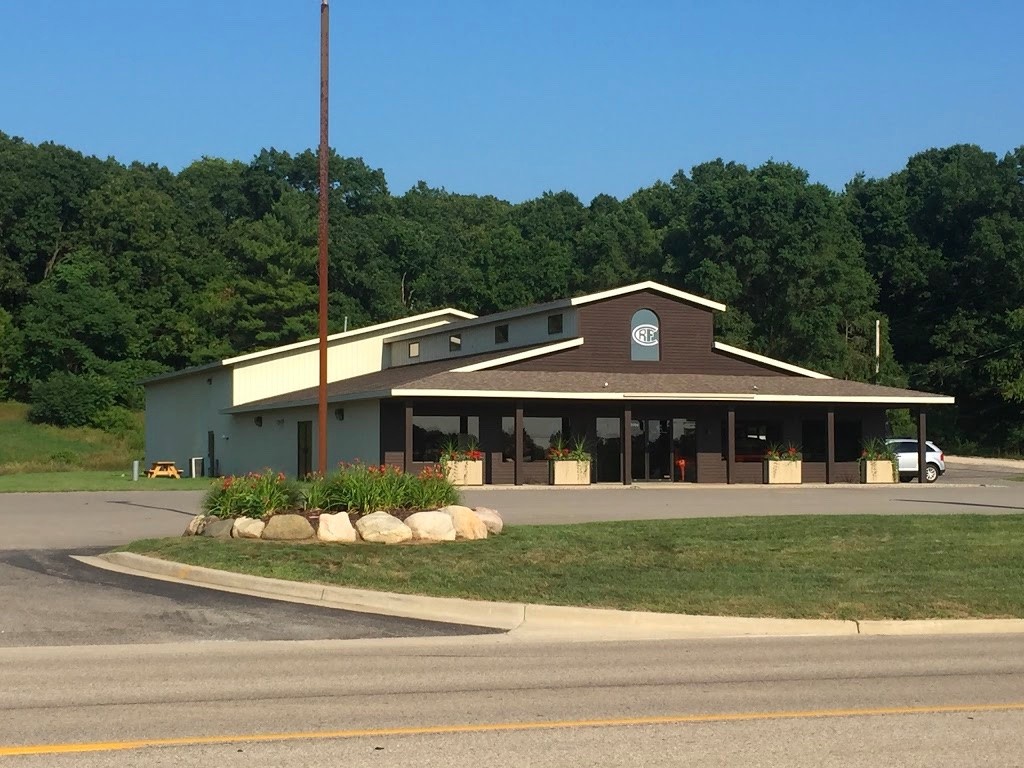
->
[144,282,952,484]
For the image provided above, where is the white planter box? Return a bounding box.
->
[445,460,483,486]
[763,460,802,484]
[549,460,591,486]
[860,460,896,484]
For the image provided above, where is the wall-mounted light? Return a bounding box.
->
[276,418,285,427]
[206,377,212,385]
[335,408,345,421]
[254,416,263,427]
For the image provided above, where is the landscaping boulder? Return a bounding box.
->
[472,507,503,535]
[405,510,457,542]
[184,514,207,536]
[317,512,357,543]
[201,518,234,539]
[442,505,488,540]
[232,517,265,539]
[262,514,315,541]
[355,511,412,544]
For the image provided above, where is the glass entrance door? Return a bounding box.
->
[631,419,674,481]
[631,418,697,482]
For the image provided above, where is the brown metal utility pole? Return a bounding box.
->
[317,0,330,474]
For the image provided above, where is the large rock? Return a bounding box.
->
[262,514,315,541]
[317,512,357,543]
[184,514,207,536]
[405,510,457,542]
[355,511,412,544]
[442,505,488,541]
[232,517,266,539]
[201,518,234,539]
[472,507,504,535]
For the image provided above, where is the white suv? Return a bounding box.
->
[885,439,946,483]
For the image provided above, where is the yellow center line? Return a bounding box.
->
[3,702,1024,757]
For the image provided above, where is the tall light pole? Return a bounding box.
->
[317,0,330,474]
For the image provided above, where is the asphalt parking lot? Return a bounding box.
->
[0,458,1018,647]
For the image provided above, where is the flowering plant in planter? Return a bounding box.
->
[546,434,592,462]
[439,438,484,463]
[764,443,803,461]
[762,443,802,484]
[859,437,896,462]
[547,435,592,485]
[859,437,898,483]
[440,438,484,486]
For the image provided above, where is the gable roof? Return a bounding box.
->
[385,281,727,343]
[225,341,954,413]
[142,307,476,385]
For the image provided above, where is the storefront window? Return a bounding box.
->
[801,420,827,462]
[594,417,621,483]
[412,416,479,462]
[835,420,862,462]
[724,421,783,462]
[523,416,563,461]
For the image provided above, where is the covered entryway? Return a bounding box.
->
[630,418,697,482]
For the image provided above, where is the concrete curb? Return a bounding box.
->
[86,552,1024,640]
[945,455,1024,470]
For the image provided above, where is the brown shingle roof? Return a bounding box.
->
[403,370,947,400]
[228,358,953,412]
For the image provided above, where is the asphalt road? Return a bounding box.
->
[2,634,1022,766]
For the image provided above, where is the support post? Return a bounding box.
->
[916,409,927,484]
[826,408,836,484]
[622,406,632,485]
[726,406,736,484]
[403,402,413,474]
[514,403,524,486]
[316,0,330,474]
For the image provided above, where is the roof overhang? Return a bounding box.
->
[570,281,727,312]
[225,387,954,413]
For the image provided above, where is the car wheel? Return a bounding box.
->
[924,463,939,483]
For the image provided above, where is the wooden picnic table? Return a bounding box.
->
[145,460,181,479]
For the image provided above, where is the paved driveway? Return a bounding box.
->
[0,492,491,647]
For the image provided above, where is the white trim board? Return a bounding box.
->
[712,342,831,379]
[570,281,727,312]
[391,388,955,405]
[450,338,585,372]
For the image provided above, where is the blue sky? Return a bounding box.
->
[2,0,1021,203]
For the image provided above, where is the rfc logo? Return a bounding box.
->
[631,324,659,346]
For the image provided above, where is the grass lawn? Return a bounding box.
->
[0,401,142,473]
[0,471,214,493]
[122,514,1024,620]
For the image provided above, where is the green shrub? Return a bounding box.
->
[203,464,460,519]
[48,450,81,466]
[29,373,115,428]
[203,470,303,519]
[88,406,144,452]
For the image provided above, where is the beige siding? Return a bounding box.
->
[232,336,387,406]
[390,310,579,366]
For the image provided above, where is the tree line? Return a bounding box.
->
[0,132,1021,452]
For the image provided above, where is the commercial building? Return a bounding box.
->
[144,281,952,483]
